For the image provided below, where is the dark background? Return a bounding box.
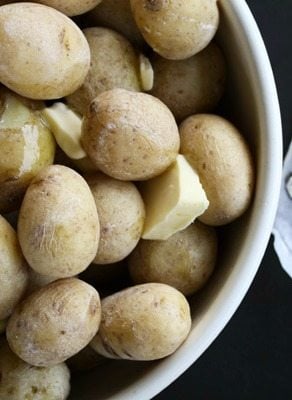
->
[155,1,292,399]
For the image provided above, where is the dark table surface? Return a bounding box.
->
[155,1,292,399]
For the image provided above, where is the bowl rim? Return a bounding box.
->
[89,1,283,399]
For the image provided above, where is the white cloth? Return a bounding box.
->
[273,139,292,278]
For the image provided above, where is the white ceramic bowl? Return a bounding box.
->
[71,1,282,398]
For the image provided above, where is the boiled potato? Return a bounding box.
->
[130,0,219,60]
[91,283,191,360]
[81,89,180,180]
[0,215,28,320]
[87,0,145,48]
[86,172,145,264]
[32,0,102,16]
[67,28,143,116]
[18,165,100,278]
[180,114,254,226]
[128,222,217,296]
[0,339,70,400]
[7,278,101,367]
[0,88,55,213]
[150,42,226,122]
[66,345,105,372]
[0,3,90,99]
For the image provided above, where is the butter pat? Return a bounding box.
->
[42,102,86,160]
[141,154,209,240]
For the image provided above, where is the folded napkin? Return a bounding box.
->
[273,139,292,278]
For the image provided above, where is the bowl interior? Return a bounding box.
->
[70,1,282,399]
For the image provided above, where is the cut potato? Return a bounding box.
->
[141,155,209,240]
[139,54,154,91]
[42,102,86,160]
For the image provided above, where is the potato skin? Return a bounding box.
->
[7,278,101,367]
[81,89,180,180]
[91,283,191,360]
[0,89,55,214]
[180,114,254,226]
[128,222,217,296]
[67,27,142,116]
[130,0,219,60]
[86,172,145,264]
[0,339,70,400]
[150,43,226,122]
[33,0,102,16]
[87,0,145,48]
[18,165,100,278]
[0,215,28,320]
[0,3,90,99]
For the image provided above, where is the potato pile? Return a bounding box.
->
[0,1,255,399]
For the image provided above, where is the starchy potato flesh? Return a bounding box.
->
[42,102,86,160]
[139,54,154,91]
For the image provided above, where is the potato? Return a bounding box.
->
[0,3,90,99]
[87,0,145,48]
[66,27,142,116]
[180,114,254,226]
[0,215,28,320]
[66,345,105,372]
[86,172,145,264]
[128,222,217,296]
[150,42,226,122]
[91,283,191,360]
[7,278,101,367]
[18,165,100,278]
[32,0,102,16]
[130,0,219,60]
[81,89,180,180]
[0,339,70,399]
[0,88,55,213]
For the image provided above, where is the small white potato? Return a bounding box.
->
[67,27,143,116]
[91,283,191,360]
[150,42,226,121]
[86,172,145,264]
[0,3,90,99]
[129,222,217,296]
[0,215,28,320]
[130,0,219,59]
[7,278,101,367]
[18,165,100,278]
[81,89,180,181]
[180,114,254,225]
[0,339,70,400]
